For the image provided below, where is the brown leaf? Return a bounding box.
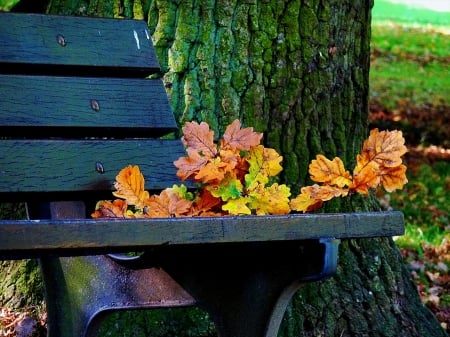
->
[145,188,192,218]
[174,148,209,181]
[91,199,128,218]
[181,121,217,157]
[222,119,263,151]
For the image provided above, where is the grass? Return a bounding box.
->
[390,161,450,250]
[370,2,449,109]
[372,0,450,29]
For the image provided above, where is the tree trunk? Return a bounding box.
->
[3,0,445,336]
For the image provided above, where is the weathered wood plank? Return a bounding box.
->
[0,211,404,259]
[0,13,158,75]
[0,139,185,194]
[0,75,176,136]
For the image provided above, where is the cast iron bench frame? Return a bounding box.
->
[0,12,404,337]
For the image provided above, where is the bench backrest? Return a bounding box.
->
[0,13,185,204]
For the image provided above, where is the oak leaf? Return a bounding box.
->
[145,187,193,218]
[222,197,252,215]
[245,145,283,189]
[359,128,407,168]
[181,121,217,157]
[309,155,352,187]
[207,176,243,201]
[379,164,408,192]
[289,187,324,213]
[290,184,347,213]
[195,157,232,184]
[248,183,291,215]
[352,128,408,194]
[191,189,223,216]
[222,119,263,151]
[112,165,149,209]
[174,148,209,181]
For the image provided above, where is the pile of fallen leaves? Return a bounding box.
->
[0,307,46,337]
[401,240,450,331]
[370,98,450,149]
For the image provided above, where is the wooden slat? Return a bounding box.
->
[0,75,176,137]
[0,211,405,259]
[0,139,186,194]
[0,13,159,75]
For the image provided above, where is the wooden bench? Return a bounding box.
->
[0,12,405,337]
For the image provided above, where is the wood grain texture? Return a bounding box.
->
[0,75,176,136]
[0,12,159,75]
[0,211,404,259]
[0,139,185,194]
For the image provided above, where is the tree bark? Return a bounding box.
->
[3,0,446,336]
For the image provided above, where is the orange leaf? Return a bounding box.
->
[181,121,217,157]
[359,128,407,168]
[380,164,408,192]
[145,188,192,218]
[352,129,408,193]
[351,160,380,195]
[191,189,223,216]
[222,119,263,151]
[195,157,233,184]
[309,155,352,187]
[112,165,149,209]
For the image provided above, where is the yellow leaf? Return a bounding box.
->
[112,165,149,209]
[248,183,291,215]
[290,184,348,213]
[309,155,352,187]
[245,145,283,189]
[222,197,252,215]
[289,187,323,213]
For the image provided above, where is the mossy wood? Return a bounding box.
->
[0,12,404,337]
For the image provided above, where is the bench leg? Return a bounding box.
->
[174,269,304,337]
[31,202,339,337]
[148,240,338,337]
[31,201,195,337]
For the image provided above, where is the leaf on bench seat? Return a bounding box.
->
[93,122,409,218]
